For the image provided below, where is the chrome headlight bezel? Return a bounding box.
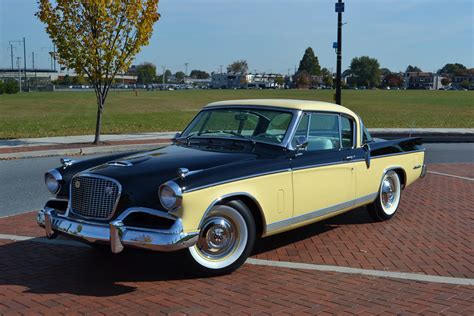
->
[45,169,62,194]
[159,181,183,212]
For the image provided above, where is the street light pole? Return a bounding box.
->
[335,0,344,105]
[16,57,22,93]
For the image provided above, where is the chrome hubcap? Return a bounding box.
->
[381,178,395,208]
[197,217,237,260]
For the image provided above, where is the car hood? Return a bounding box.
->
[82,144,261,214]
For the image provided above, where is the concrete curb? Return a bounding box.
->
[0,142,170,160]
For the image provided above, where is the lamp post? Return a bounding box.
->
[335,0,344,105]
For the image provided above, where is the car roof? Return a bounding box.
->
[204,99,357,117]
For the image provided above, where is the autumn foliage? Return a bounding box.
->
[37,0,160,143]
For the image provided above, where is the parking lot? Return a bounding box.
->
[0,163,473,314]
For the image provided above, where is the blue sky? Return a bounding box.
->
[0,0,472,74]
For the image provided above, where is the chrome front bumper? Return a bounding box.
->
[37,206,198,254]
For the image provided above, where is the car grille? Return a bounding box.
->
[70,175,121,219]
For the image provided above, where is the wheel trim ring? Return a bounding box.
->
[189,205,248,270]
[380,172,400,215]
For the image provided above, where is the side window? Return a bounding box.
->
[341,116,354,149]
[306,113,340,151]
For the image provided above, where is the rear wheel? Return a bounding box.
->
[187,201,256,276]
[367,170,402,221]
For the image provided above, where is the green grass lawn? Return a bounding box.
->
[0,89,473,139]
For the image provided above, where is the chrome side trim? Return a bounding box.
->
[292,159,365,171]
[107,161,133,167]
[69,173,122,220]
[183,168,292,193]
[266,193,378,233]
[199,192,267,236]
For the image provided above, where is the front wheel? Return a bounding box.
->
[187,201,256,276]
[367,170,402,221]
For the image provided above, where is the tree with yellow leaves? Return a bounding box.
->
[37,0,160,143]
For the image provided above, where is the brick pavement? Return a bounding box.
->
[0,239,473,315]
[0,163,472,314]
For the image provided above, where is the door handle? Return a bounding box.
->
[344,155,356,161]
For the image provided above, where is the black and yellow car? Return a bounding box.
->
[38,99,426,275]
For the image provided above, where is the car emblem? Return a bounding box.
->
[104,186,114,196]
[74,180,81,189]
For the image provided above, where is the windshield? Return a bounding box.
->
[181,108,294,145]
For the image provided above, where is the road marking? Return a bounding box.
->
[246,258,474,286]
[427,171,474,182]
[0,233,472,286]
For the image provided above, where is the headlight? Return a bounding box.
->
[45,169,62,194]
[159,181,182,211]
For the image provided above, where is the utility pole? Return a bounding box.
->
[162,66,165,84]
[335,0,344,105]
[53,43,57,71]
[23,37,28,90]
[184,62,189,77]
[32,52,37,89]
[10,44,14,70]
[16,57,22,93]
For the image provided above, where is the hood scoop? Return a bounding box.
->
[107,156,151,167]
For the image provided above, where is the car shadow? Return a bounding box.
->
[253,206,373,255]
[0,206,373,297]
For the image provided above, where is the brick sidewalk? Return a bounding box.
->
[0,163,473,314]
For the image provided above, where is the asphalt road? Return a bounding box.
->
[0,143,473,218]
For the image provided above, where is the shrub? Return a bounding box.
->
[4,79,19,94]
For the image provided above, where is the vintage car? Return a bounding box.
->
[37,99,426,275]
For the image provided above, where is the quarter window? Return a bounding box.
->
[341,116,354,149]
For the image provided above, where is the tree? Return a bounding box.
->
[437,63,467,76]
[350,56,381,88]
[0,80,4,94]
[4,79,19,94]
[190,70,210,79]
[136,62,157,84]
[274,76,285,86]
[406,65,422,73]
[296,70,311,88]
[37,0,160,144]
[441,77,451,86]
[383,73,403,88]
[227,60,248,74]
[380,68,391,77]
[321,68,333,87]
[460,80,470,89]
[297,47,321,76]
[175,71,185,83]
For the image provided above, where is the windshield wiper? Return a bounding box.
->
[199,130,257,145]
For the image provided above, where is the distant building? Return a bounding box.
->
[404,72,444,90]
[211,73,286,89]
[450,74,474,89]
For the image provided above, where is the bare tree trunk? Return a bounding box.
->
[93,89,104,144]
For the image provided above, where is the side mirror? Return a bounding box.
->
[173,132,181,141]
[362,143,371,168]
[295,136,309,153]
